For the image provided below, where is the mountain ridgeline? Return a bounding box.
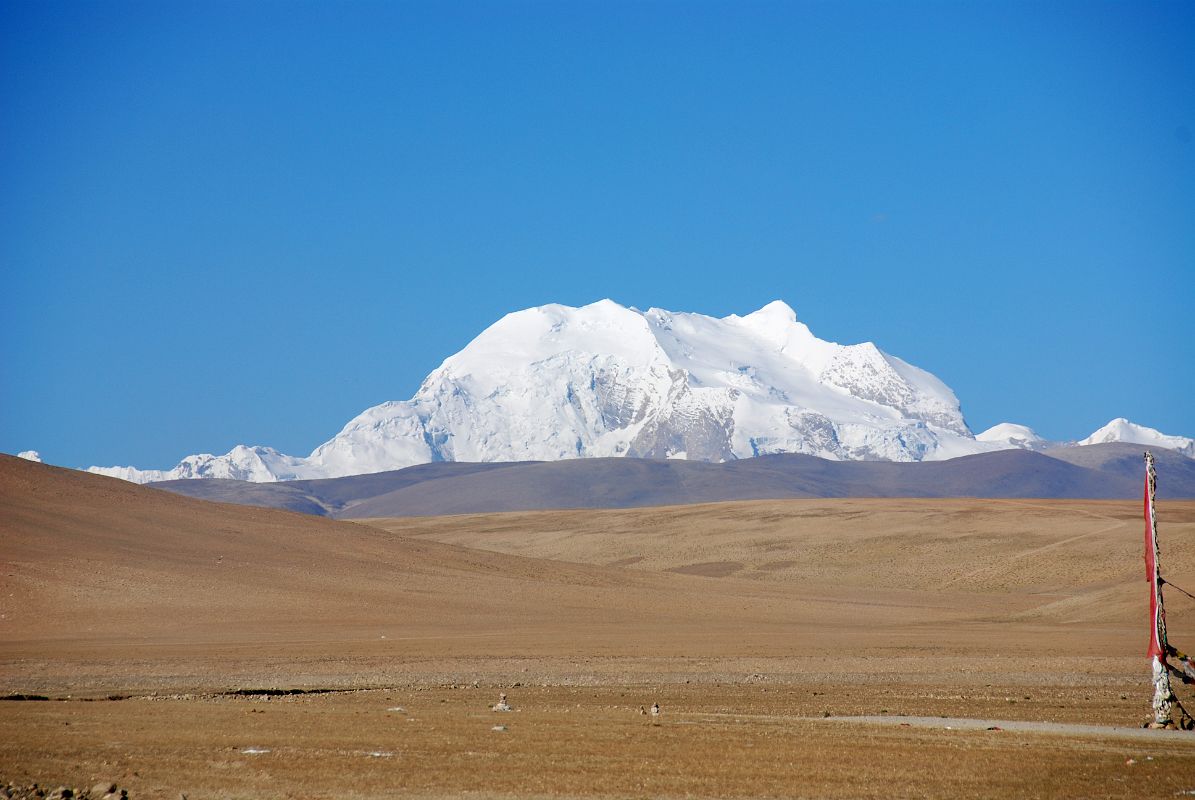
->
[149,443,1195,518]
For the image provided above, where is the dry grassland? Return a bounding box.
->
[3,455,1195,797]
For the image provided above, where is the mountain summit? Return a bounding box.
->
[84,300,1188,483]
[1079,418,1195,458]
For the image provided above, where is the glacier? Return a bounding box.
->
[83,300,1191,483]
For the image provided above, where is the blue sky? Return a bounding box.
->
[2,0,1192,470]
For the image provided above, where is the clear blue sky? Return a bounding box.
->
[2,0,1192,470]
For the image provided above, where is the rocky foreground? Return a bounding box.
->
[2,783,128,800]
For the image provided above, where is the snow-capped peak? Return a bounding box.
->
[975,423,1046,449]
[80,299,1187,485]
[1079,418,1195,458]
[89,445,319,484]
[88,299,984,482]
[729,301,834,369]
[741,299,798,324]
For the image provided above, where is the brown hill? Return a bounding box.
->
[3,455,1194,696]
[0,455,835,691]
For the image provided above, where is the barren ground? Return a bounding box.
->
[3,456,1195,798]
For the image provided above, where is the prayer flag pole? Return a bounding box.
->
[1145,450,1176,728]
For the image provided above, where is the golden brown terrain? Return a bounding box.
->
[3,454,1195,798]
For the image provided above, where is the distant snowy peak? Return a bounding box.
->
[308,298,976,470]
[81,299,1193,485]
[1079,418,1195,458]
[976,423,1048,450]
[973,419,1195,457]
[89,445,318,484]
[83,298,981,482]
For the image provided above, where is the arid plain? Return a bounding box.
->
[3,454,1195,798]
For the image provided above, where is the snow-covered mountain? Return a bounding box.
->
[90,445,313,483]
[975,423,1048,450]
[1078,418,1195,458]
[83,300,1191,483]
